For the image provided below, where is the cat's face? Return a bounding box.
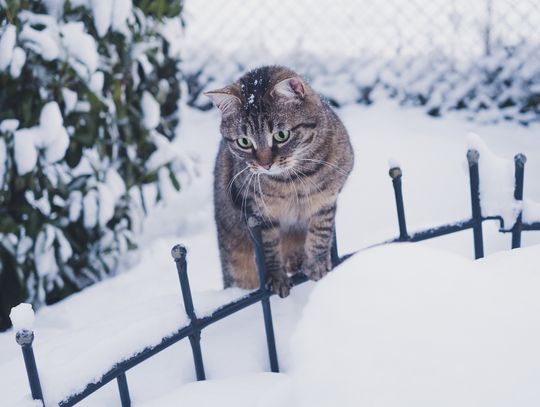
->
[205,67,322,176]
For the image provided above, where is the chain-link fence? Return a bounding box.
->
[183,0,539,60]
[181,0,540,124]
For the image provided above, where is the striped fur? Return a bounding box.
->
[206,66,354,297]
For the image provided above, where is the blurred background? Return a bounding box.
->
[182,0,540,124]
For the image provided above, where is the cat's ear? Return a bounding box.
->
[204,86,242,116]
[272,77,306,100]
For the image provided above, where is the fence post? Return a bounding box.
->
[389,166,409,241]
[15,329,44,405]
[247,216,280,373]
[512,153,527,249]
[330,229,339,268]
[116,372,131,407]
[171,244,206,381]
[467,149,484,259]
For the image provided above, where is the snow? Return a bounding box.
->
[89,71,104,94]
[60,22,99,76]
[13,128,39,175]
[9,304,35,332]
[141,91,161,130]
[523,199,540,224]
[34,226,58,278]
[0,119,20,132]
[39,101,64,134]
[90,0,113,37]
[139,373,290,407]
[13,102,70,175]
[69,191,83,222]
[25,190,51,216]
[291,244,540,407]
[105,168,127,200]
[15,11,100,80]
[146,134,176,171]
[9,47,26,78]
[83,189,99,228]
[19,25,60,61]
[61,88,78,114]
[1,102,540,406]
[89,0,133,37]
[159,18,183,58]
[0,24,16,71]
[39,102,70,163]
[97,183,115,227]
[43,0,64,19]
[111,0,133,33]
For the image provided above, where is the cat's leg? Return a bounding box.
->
[261,224,292,298]
[216,215,259,289]
[302,203,336,281]
[283,248,304,274]
[281,227,306,274]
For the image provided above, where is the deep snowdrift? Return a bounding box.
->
[291,244,540,407]
[1,102,540,406]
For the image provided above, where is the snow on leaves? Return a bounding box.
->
[13,102,69,175]
[0,0,185,326]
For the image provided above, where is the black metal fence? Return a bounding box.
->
[14,149,540,406]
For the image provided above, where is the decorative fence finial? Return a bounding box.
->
[467,149,480,165]
[10,303,44,403]
[388,166,402,180]
[514,153,527,167]
[171,244,187,261]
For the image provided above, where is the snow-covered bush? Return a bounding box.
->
[0,0,185,330]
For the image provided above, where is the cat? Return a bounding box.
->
[205,66,354,298]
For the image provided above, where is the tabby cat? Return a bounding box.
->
[205,66,354,297]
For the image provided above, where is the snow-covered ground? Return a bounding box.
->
[2,101,540,406]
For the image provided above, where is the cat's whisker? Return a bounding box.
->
[292,166,324,196]
[252,175,272,228]
[290,168,314,210]
[286,169,301,208]
[251,174,265,223]
[227,165,250,197]
[295,158,349,176]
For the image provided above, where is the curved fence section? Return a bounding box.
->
[14,149,540,406]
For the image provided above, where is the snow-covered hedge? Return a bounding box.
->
[0,0,184,330]
[183,45,540,125]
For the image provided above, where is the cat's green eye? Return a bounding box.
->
[236,137,253,149]
[273,130,291,143]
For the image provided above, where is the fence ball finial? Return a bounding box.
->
[16,330,35,346]
[171,244,187,260]
[514,153,527,167]
[388,167,402,180]
[467,149,480,165]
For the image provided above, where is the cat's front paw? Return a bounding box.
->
[302,257,331,281]
[266,272,292,298]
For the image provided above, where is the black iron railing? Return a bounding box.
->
[386,150,539,258]
[13,149,540,406]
